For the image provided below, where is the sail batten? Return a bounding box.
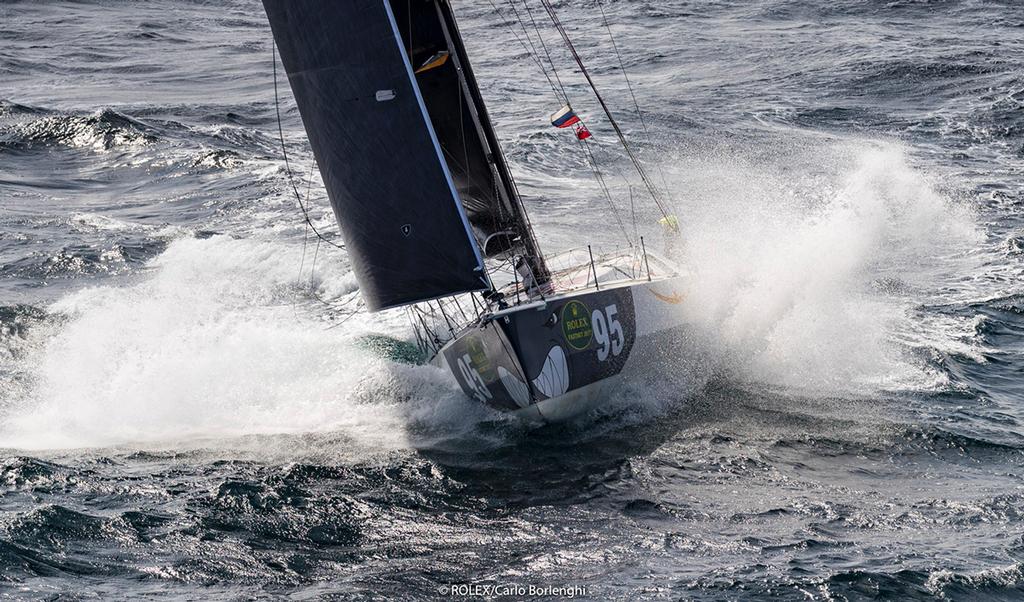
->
[263,0,489,312]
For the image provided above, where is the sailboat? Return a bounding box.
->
[263,0,694,423]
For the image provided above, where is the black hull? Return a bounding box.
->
[435,275,691,421]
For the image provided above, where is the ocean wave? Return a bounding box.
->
[926,563,1024,599]
[0,456,62,489]
[898,423,1024,457]
[683,564,1024,601]
[0,245,148,281]
[0,100,46,118]
[190,148,246,170]
[7,505,113,548]
[0,305,46,342]
[1,108,158,152]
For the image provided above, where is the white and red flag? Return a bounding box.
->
[550,104,581,128]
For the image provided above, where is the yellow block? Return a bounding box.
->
[415,51,450,74]
[658,215,680,232]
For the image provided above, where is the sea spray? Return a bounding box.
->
[0,235,475,451]
[673,141,981,395]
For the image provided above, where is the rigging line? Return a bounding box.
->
[309,235,321,290]
[323,307,362,331]
[504,161,547,271]
[521,0,626,246]
[272,41,345,251]
[433,0,548,281]
[595,0,674,199]
[448,83,504,251]
[522,0,632,249]
[540,0,661,203]
[537,0,672,222]
[295,216,310,314]
[520,0,569,102]
[407,0,413,57]
[458,73,470,183]
[292,159,357,318]
[436,146,510,250]
[305,235,361,313]
[440,144,489,198]
[629,185,640,243]
[478,96,548,273]
[483,0,560,101]
[485,0,561,102]
[445,75,500,236]
[595,0,650,145]
[505,0,563,103]
[293,208,311,317]
[577,136,632,246]
[493,178,504,234]
[294,158,317,313]
[434,0,546,279]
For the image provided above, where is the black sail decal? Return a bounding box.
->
[262,0,488,311]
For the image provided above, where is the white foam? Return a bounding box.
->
[672,140,983,396]
[0,235,475,452]
[68,211,186,241]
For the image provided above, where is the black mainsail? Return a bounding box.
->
[264,0,550,312]
[264,0,487,311]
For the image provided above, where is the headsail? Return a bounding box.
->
[263,0,489,312]
[395,0,549,280]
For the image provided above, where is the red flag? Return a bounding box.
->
[575,124,592,140]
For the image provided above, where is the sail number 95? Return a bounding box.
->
[591,304,624,362]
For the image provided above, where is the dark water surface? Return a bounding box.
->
[2,0,1024,599]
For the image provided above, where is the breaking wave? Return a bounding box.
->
[1,108,158,152]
